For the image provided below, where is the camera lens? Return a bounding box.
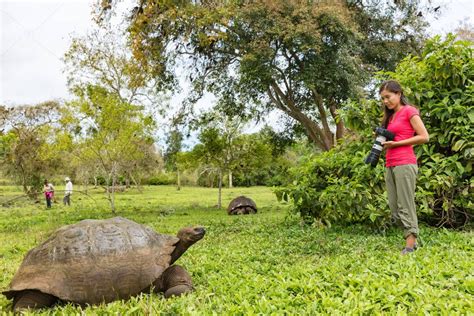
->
[364,127,394,167]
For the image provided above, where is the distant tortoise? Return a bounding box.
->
[2,217,205,312]
[227,196,257,215]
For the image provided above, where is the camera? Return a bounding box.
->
[364,127,395,167]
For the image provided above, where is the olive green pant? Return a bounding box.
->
[385,164,419,239]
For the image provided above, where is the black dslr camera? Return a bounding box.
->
[364,127,395,167]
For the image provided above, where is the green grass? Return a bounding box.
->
[0,185,473,315]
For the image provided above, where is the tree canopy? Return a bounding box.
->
[64,85,158,212]
[63,27,169,115]
[0,102,62,196]
[101,0,431,151]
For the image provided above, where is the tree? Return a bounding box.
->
[66,85,157,213]
[163,128,184,189]
[175,150,195,190]
[192,127,227,208]
[258,125,297,157]
[0,102,62,197]
[64,27,169,114]
[454,19,474,42]
[121,139,162,191]
[190,110,246,206]
[228,133,274,187]
[103,0,431,151]
[228,128,317,187]
[64,25,165,209]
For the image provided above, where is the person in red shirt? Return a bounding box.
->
[43,179,54,209]
[379,80,429,255]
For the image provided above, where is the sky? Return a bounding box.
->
[1,0,96,105]
[1,0,473,107]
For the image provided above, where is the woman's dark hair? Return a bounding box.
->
[379,80,410,128]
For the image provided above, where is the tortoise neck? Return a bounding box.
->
[170,240,191,264]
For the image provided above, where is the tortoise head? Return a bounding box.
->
[177,226,206,245]
[171,226,205,264]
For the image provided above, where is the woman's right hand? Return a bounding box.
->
[382,141,398,149]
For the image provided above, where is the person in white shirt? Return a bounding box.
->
[63,177,73,206]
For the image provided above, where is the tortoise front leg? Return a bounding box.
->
[13,290,57,312]
[158,265,194,298]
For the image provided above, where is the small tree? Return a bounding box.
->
[64,27,168,107]
[226,135,270,187]
[66,85,156,213]
[163,128,184,189]
[0,102,62,197]
[64,25,166,203]
[192,128,227,208]
[175,151,195,190]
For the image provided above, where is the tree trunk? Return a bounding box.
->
[125,176,130,188]
[228,171,233,188]
[21,175,36,199]
[177,169,181,191]
[106,163,117,214]
[217,169,222,209]
[22,183,29,196]
[267,81,339,151]
[106,184,116,214]
[130,173,142,193]
[329,100,345,141]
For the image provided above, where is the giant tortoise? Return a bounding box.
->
[227,196,257,215]
[2,217,205,311]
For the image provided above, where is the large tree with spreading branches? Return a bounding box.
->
[98,0,435,151]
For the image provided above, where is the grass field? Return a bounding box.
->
[0,185,473,315]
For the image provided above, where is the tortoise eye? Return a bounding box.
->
[194,227,205,234]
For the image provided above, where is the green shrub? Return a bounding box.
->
[278,35,473,228]
[146,173,176,185]
[276,138,393,227]
[384,34,473,227]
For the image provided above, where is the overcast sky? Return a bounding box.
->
[1,0,473,106]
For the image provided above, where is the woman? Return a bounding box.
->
[43,179,54,209]
[379,80,429,255]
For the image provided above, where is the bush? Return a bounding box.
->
[385,34,473,227]
[278,35,473,228]
[276,139,391,227]
[146,173,176,185]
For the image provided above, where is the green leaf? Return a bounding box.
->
[369,213,379,222]
[468,111,474,123]
[452,139,465,151]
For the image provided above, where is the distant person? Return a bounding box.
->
[43,180,54,209]
[63,177,73,206]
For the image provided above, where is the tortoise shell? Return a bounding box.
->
[227,196,257,215]
[3,217,179,305]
